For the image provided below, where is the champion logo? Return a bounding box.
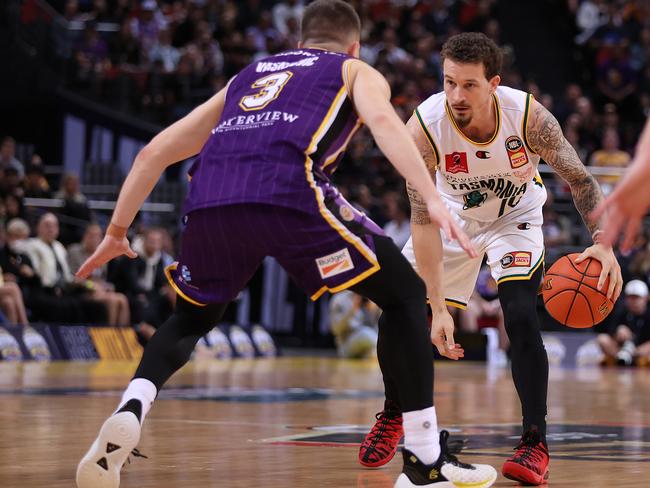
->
[316,248,355,279]
[475,150,491,159]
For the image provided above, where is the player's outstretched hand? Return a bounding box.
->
[592,184,648,253]
[430,308,464,360]
[575,244,622,302]
[76,235,137,279]
[425,197,478,258]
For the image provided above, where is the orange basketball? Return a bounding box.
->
[542,253,614,328]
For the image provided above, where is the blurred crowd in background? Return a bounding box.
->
[4,0,650,360]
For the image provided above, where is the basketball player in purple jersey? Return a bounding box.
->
[74,2,496,487]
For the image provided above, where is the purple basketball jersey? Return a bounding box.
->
[184,48,361,213]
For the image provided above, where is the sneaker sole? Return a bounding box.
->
[502,461,549,486]
[394,473,496,488]
[76,412,141,488]
[394,473,455,487]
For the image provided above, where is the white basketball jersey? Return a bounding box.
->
[415,86,547,223]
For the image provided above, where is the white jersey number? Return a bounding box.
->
[239,71,293,111]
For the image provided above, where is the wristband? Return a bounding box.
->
[106,222,128,239]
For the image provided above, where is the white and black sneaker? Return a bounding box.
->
[76,411,144,488]
[394,430,497,488]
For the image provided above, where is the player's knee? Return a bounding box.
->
[175,295,223,332]
[502,298,542,347]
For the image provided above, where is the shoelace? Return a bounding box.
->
[439,433,473,469]
[367,412,401,445]
[513,441,545,468]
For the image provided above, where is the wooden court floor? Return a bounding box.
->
[1,357,650,488]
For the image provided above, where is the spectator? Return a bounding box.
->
[2,219,41,298]
[382,192,410,250]
[246,11,280,53]
[108,227,172,341]
[130,0,167,55]
[598,280,650,366]
[54,173,93,245]
[4,194,27,226]
[22,213,107,324]
[0,168,23,199]
[0,226,30,326]
[74,23,109,83]
[0,137,25,178]
[148,28,179,73]
[272,0,304,36]
[23,163,51,199]
[542,193,572,251]
[589,127,631,191]
[67,224,131,327]
[328,290,379,359]
[109,19,142,68]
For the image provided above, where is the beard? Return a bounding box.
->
[454,113,472,128]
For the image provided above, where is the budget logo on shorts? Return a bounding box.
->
[505,135,528,168]
[445,151,468,174]
[501,251,532,268]
[316,248,355,279]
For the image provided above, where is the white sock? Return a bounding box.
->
[114,378,157,425]
[403,406,440,464]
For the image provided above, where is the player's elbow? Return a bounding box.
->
[135,145,155,164]
[366,111,397,134]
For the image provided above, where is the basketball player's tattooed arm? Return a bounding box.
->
[527,100,622,300]
[527,101,602,235]
[405,116,438,226]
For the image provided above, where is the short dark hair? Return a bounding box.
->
[441,32,502,79]
[301,0,361,46]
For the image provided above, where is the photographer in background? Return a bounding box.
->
[329,290,380,359]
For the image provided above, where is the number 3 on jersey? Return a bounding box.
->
[239,71,293,111]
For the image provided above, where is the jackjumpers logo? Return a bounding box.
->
[463,190,487,210]
[316,248,355,279]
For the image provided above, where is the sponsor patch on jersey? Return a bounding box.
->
[501,251,532,268]
[316,248,355,279]
[475,150,491,159]
[445,152,469,174]
[339,205,355,222]
[517,223,531,230]
[505,135,529,168]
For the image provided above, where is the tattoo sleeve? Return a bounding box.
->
[526,101,603,235]
[405,115,438,225]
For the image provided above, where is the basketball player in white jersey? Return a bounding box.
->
[358,33,622,485]
[593,118,650,250]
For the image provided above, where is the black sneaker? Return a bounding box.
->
[394,430,497,487]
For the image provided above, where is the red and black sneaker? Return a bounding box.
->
[358,406,403,468]
[502,430,550,485]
